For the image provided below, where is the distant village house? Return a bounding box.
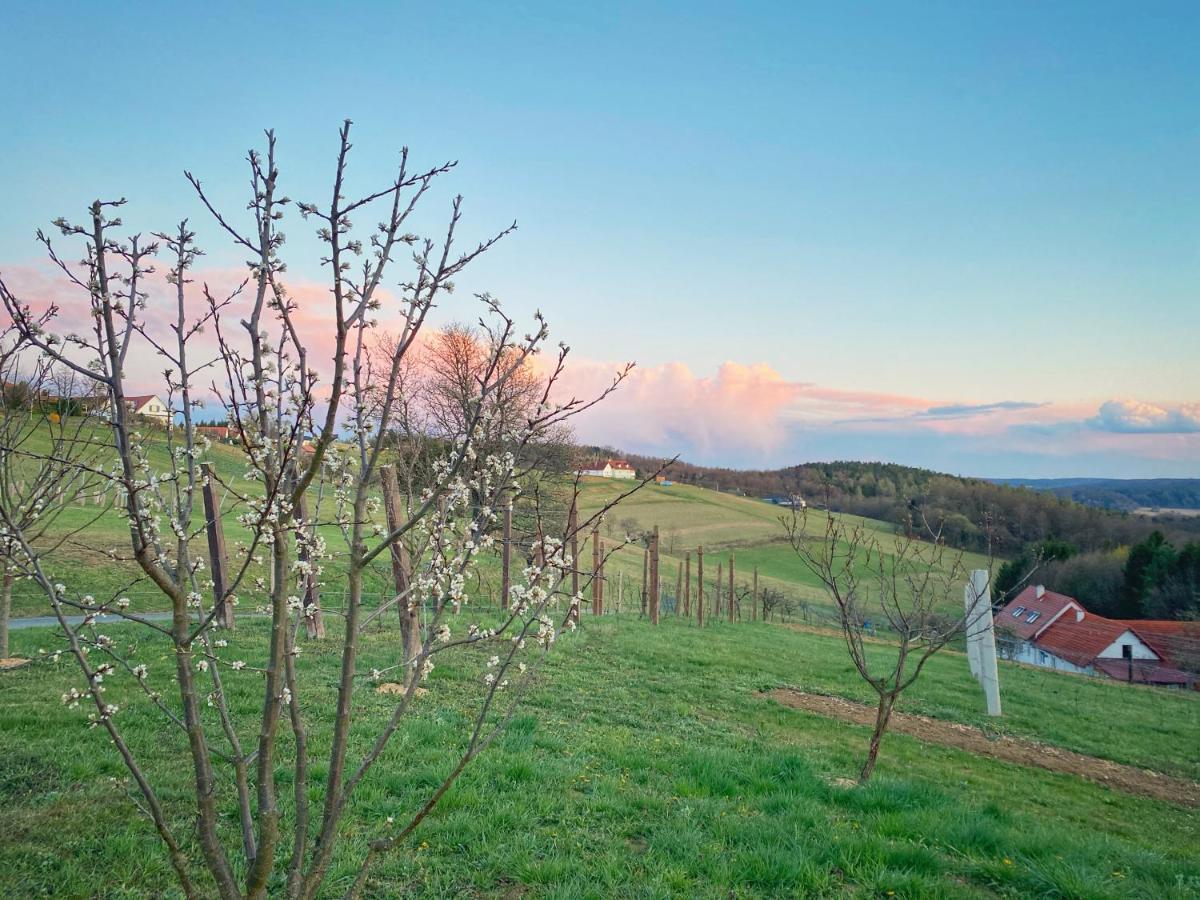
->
[579,458,636,480]
[117,394,171,425]
[997,585,1197,688]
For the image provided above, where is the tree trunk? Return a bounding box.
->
[0,569,12,658]
[860,693,896,783]
[380,467,418,685]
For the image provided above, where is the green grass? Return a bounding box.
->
[2,616,1197,897]
[11,453,992,621]
[576,479,995,615]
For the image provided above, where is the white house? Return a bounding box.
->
[579,458,636,480]
[100,394,171,425]
[996,585,1192,686]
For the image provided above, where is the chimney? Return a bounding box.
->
[1035,585,1046,600]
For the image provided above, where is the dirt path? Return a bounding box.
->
[767,688,1200,807]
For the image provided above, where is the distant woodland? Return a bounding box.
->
[589,451,1200,620]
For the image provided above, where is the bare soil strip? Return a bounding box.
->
[767,688,1200,807]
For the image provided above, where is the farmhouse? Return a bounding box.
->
[997,585,1196,688]
[579,458,636,480]
[90,393,171,425]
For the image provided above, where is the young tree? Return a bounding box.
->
[0,123,648,899]
[0,336,107,658]
[786,510,984,783]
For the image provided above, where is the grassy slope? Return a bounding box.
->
[12,454,991,621]
[575,479,995,613]
[2,617,1197,898]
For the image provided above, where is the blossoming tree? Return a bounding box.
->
[0,123,650,898]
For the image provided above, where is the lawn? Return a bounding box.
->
[2,615,1197,898]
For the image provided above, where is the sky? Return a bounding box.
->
[1,1,1197,477]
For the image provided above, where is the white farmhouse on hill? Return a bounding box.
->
[579,458,636,480]
[95,394,171,425]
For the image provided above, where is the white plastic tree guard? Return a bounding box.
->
[964,569,1002,716]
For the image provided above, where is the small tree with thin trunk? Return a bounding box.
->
[0,340,104,658]
[786,508,979,783]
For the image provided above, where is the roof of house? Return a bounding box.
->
[124,394,161,408]
[998,585,1082,641]
[1035,615,1135,668]
[604,458,634,470]
[1093,658,1193,686]
[1125,620,1200,667]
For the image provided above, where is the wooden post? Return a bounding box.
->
[294,490,326,640]
[380,467,418,681]
[649,525,660,625]
[729,552,736,623]
[715,562,723,620]
[568,500,579,624]
[597,536,605,615]
[684,551,691,618]
[200,463,234,629]
[618,569,624,615]
[674,556,683,616]
[592,524,602,616]
[501,500,512,612]
[696,546,704,627]
[641,547,648,617]
[753,566,759,622]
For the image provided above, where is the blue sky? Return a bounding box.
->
[2,1,1197,476]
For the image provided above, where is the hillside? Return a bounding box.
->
[583,451,1200,553]
[995,477,1200,513]
[3,617,1197,896]
[574,478,995,618]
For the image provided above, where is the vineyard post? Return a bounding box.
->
[728,552,735,623]
[294,489,326,640]
[649,525,660,625]
[380,467,417,679]
[684,550,692,618]
[200,463,234,630]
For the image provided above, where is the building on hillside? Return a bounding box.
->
[579,458,636,480]
[101,394,171,425]
[196,424,238,443]
[996,585,1197,688]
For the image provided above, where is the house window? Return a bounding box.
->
[1011,606,1026,618]
[1039,651,1048,664]
[1025,612,1041,624]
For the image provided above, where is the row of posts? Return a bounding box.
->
[199,478,764,641]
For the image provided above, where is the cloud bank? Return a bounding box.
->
[3,261,1196,477]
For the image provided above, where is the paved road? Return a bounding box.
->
[10,611,177,630]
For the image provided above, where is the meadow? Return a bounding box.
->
[8,439,989,621]
[2,615,1198,898]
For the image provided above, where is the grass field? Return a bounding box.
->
[9,448,992,622]
[3,616,1198,898]
[575,479,995,615]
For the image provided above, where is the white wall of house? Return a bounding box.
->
[610,468,635,480]
[1011,641,1094,675]
[134,398,170,422]
[1097,630,1159,661]
[581,465,612,477]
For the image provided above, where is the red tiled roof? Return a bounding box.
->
[1126,620,1200,668]
[1093,658,1193,686]
[1035,615,1133,668]
[604,459,634,470]
[124,394,159,408]
[998,585,1081,641]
